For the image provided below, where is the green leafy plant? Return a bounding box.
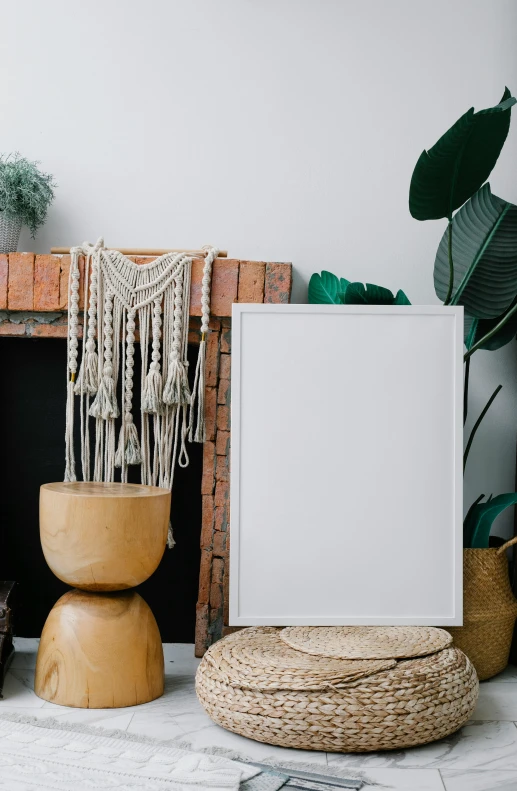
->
[310,90,517,548]
[410,88,516,306]
[409,88,515,222]
[0,153,56,236]
[309,271,411,306]
[409,88,517,547]
[463,494,517,548]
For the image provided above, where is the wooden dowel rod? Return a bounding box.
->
[50,247,228,258]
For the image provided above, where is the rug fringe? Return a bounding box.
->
[0,712,369,789]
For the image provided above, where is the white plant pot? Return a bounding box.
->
[0,212,22,253]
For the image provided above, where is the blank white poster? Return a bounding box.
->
[229,305,463,626]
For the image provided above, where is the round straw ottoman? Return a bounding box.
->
[195,627,478,753]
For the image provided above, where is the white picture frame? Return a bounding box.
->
[229,304,463,626]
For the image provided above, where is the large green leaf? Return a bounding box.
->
[342,282,412,305]
[465,298,517,351]
[464,493,517,548]
[434,184,517,318]
[409,88,516,221]
[308,271,350,304]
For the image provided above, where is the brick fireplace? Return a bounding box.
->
[0,252,292,656]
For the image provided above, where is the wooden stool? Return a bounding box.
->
[35,482,171,708]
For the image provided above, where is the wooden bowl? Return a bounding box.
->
[40,482,170,591]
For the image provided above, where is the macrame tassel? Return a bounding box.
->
[163,358,191,406]
[189,336,207,443]
[74,348,99,395]
[89,366,119,420]
[142,362,164,414]
[115,417,142,467]
[64,380,77,482]
[167,521,176,549]
[143,296,165,414]
[64,246,81,481]
[188,246,216,443]
[75,246,100,396]
[163,266,191,407]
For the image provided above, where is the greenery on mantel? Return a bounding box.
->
[308,271,411,306]
[309,88,517,547]
[0,154,56,236]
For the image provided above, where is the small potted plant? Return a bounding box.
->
[0,154,56,253]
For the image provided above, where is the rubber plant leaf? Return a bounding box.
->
[434,184,517,318]
[465,297,517,351]
[394,289,411,305]
[409,87,516,220]
[464,493,517,549]
[344,282,395,304]
[342,282,412,306]
[308,271,350,304]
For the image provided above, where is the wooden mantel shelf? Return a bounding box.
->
[0,253,292,339]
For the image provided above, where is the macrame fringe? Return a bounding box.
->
[66,240,217,552]
[115,420,142,467]
[89,371,120,420]
[142,364,164,414]
[189,338,207,443]
[74,350,99,395]
[163,359,191,406]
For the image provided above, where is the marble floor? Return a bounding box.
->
[2,639,517,791]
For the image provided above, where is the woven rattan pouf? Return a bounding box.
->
[195,627,479,753]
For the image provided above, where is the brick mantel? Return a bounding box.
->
[0,252,292,654]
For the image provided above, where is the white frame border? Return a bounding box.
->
[229,304,464,626]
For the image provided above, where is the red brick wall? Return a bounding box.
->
[0,252,292,653]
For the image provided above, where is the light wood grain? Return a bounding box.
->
[35,590,164,708]
[40,482,171,591]
[51,247,228,257]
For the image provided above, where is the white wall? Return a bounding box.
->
[2,0,517,532]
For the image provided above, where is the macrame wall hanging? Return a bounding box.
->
[65,239,218,545]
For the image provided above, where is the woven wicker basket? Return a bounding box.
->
[0,212,21,253]
[196,627,478,753]
[447,537,517,681]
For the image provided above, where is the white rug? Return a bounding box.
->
[0,713,269,791]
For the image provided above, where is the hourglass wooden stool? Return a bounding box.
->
[35,482,171,709]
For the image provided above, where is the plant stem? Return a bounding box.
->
[463,357,470,426]
[464,299,517,360]
[444,220,454,305]
[463,384,502,472]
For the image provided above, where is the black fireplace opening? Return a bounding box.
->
[0,337,203,642]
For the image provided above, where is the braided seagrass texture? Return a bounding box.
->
[203,627,395,691]
[447,546,517,680]
[280,625,452,659]
[196,627,478,753]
